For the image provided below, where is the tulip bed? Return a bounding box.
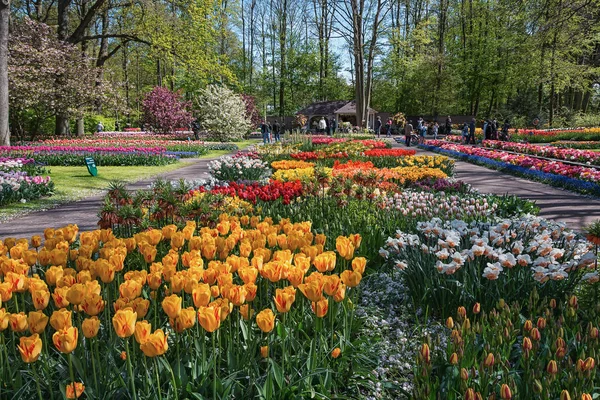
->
[422,140,600,196]
[0,157,54,206]
[512,127,600,143]
[4,137,597,399]
[0,145,178,167]
[552,141,600,150]
[483,140,600,166]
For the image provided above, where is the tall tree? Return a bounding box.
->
[0,0,9,145]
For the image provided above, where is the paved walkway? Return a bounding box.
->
[0,157,217,240]
[410,144,600,231]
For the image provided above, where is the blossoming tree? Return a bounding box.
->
[195,84,251,141]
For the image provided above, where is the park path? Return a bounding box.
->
[0,156,218,240]
[410,144,600,231]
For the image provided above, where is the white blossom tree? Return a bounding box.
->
[195,85,251,142]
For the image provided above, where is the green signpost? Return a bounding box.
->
[85,157,98,177]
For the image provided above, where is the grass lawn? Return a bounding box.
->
[0,143,255,222]
[0,162,190,221]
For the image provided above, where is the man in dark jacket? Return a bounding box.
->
[445,116,452,135]
[374,116,382,138]
[468,118,476,144]
[272,120,280,142]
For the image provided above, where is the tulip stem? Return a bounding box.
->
[68,354,76,400]
[125,338,138,400]
[90,339,98,393]
[31,362,43,400]
[166,356,179,400]
[212,333,217,400]
[153,357,162,400]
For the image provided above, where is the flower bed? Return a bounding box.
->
[512,127,600,143]
[552,141,600,150]
[0,220,368,399]
[423,141,600,195]
[208,154,271,181]
[0,145,178,166]
[0,156,53,205]
[483,140,600,165]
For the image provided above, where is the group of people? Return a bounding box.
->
[401,118,442,146]
[317,117,338,136]
[374,117,394,138]
[261,120,286,144]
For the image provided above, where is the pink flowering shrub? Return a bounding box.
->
[142,87,194,134]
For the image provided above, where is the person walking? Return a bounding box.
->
[501,119,510,141]
[491,119,498,140]
[386,118,393,137]
[273,120,280,142]
[462,122,469,144]
[375,116,382,138]
[261,120,269,144]
[469,118,476,144]
[445,116,452,135]
[485,120,493,141]
[318,117,326,134]
[96,121,104,133]
[483,119,489,140]
[433,122,439,140]
[330,118,337,135]
[404,120,414,147]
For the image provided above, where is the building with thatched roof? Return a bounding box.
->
[296,100,378,129]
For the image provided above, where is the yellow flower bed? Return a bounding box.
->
[395,155,454,170]
[272,167,332,182]
[186,192,254,215]
[389,166,448,183]
[271,160,315,170]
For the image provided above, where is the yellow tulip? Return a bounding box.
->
[66,283,86,306]
[28,311,48,334]
[162,294,182,319]
[313,252,336,273]
[256,309,275,333]
[132,298,150,319]
[239,304,254,321]
[298,280,323,303]
[9,312,29,332]
[0,308,8,331]
[82,317,100,338]
[50,308,72,331]
[119,280,143,300]
[18,334,43,363]
[112,308,137,338]
[140,329,169,357]
[197,306,221,332]
[53,326,78,353]
[173,307,196,333]
[335,236,355,260]
[31,289,50,310]
[351,257,367,275]
[81,293,105,316]
[340,270,362,287]
[134,320,152,344]
[260,345,269,358]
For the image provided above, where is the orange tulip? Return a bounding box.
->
[465,388,476,400]
[18,333,43,363]
[192,283,212,308]
[135,320,152,344]
[274,287,296,313]
[335,236,355,260]
[239,304,254,320]
[449,352,458,365]
[140,329,169,357]
[173,307,196,333]
[112,308,137,338]
[331,347,341,358]
[561,390,571,400]
[420,343,430,364]
[484,353,495,368]
[500,384,512,400]
[119,280,143,300]
[260,345,269,358]
[340,270,362,287]
[53,326,78,353]
[446,317,454,329]
[65,382,85,399]
[312,298,329,318]
[547,360,558,375]
[351,257,367,275]
[256,309,275,333]
[313,252,336,273]
[132,298,150,320]
[298,280,323,302]
[82,317,100,338]
[162,294,182,319]
[28,311,48,334]
[472,302,481,314]
[0,308,9,331]
[323,275,341,297]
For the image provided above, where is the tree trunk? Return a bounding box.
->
[0,0,9,146]
[279,0,287,117]
[55,0,72,135]
[76,118,85,136]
